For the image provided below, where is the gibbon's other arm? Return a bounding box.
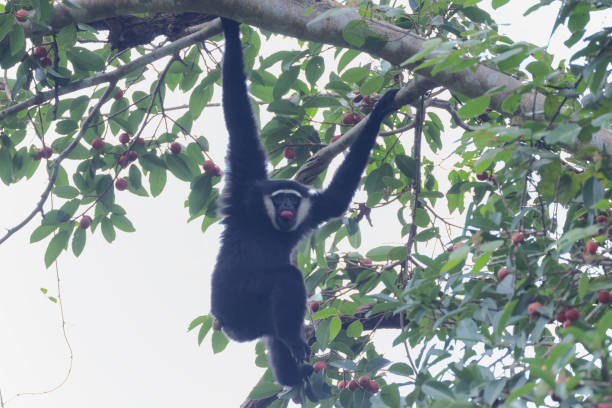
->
[221,19,268,200]
[310,89,399,224]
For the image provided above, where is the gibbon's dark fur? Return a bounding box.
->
[211,18,398,387]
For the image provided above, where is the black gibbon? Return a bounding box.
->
[211,18,398,388]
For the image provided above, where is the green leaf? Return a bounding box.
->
[149,168,167,197]
[346,320,363,338]
[380,384,401,408]
[389,363,413,376]
[422,380,454,401]
[100,217,116,243]
[56,24,77,50]
[189,80,214,118]
[111,214,135,232]
[313,308,338,319]
[329,316,341,342]
[248,382,283,400]
[165,154,193,181]
[30,224,57,243]
[53,185,79,199]
[66,47,105,72]
[583,176,603,209]
[9,25,25,57]
[361,76,384,96]
[273,66,300,99]
[45,230,71,267]
[72,227,86,256]
[211,330,229,354]
[305,56,324,87]
[458,95,490,119]
[395,154,417,180]
[189,174,212,216]
[128,165,143,190]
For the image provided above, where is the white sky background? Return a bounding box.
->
[0,3,607,407]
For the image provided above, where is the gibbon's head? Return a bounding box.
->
[261,181,312,232]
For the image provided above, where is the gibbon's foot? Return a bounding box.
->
[287,338,311,363]
[372,88,399,116]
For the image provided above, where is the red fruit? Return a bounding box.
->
[331,135,342,143]
[15,10,29,22]
[283,147,295,159]
[127,151,138,162]
[170,142,182,155]
[114,89,124,100]
[348,380,359,391]
[497,267,509,281]
[338,380,347,390]
[118,155,128,167]
[597,404,612,408]
[115,178,128,191]
[597,289,611,304]
[554,310,566,322]
[358,375,370,388]
[34,149,43,160]
[353,94,363,103]
[40,56,52,67]
[92,138,104,150]
[585,241,597,255]
[313,361,327,373]
[342,113,356,125]
[360,257,372,265]
[476,171,489,181]
[135,137,145,146]
[33,46,47,58]
[119,132,130,144]
[565,308,579,322]
[511,232,524,244]
[211,166,221,177]
[79,215,92,229]
[309,301,320,312]
[202,160,216,174]
[41,146,53,159]
[368,380,379,393]
[563,320,571,328]
[597,215,607,223]
[527,302,542,316]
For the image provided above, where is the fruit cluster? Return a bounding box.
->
[337,375,379,393]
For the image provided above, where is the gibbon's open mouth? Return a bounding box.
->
[280,210,294,220]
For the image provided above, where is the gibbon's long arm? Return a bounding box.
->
[221,18,268,191]
[310,89,398,224]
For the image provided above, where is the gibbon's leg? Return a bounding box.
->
[265,337,313,386]
[268,265,310,363]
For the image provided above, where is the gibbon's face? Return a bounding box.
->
[263,189,311,232]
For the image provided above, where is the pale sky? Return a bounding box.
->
[0,3,607,408]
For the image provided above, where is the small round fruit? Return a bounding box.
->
[597,289,611,304]
[202,159,216,174]
[563,320,571,328]
[358,375,370,388]
[135,137,145,146]
[283,147,295,159]
[114,89,124,100]
[118,155,128,167]
[348,380,359,392]
[211,166,221,177]
[585,241,597,255]
[309,301,320,312]
[342,113,356,125]
[360,257,372,265]
[33,46,47,58]
[476,171,489,181]
[119,132,130,144]
[497,267,509,281]
[313,361,327,373]
[170,142,182,155]
[338,380,347,390]
[554,310,566,322]
[527,302,542,316]
[127,151,138,162]
[79,215,92,229]
[511,232,524,244]
[92,138,104,150]
[368,380,379,393]
[353,94,363,103]
[40,56,52,68]
[597,215,607,223]
[597,404,612,408]
[115,178,128,191]
[565,308,579,322]
[41,146,53,159]
[15,10,29,22]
